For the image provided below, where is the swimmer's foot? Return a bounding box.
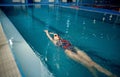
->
[109,74,117,77]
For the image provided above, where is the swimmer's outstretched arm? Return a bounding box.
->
[44,30,55,44]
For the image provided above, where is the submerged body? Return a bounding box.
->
[44,30,117,77]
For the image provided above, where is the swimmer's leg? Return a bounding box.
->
[93,62,117,77]
[74,47,93,62]
[74,47,117,77]
[87,67,98,77]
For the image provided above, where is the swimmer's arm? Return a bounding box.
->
[44,30,54,43]
[49,32,55,35]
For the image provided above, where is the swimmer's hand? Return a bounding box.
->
[44,30,56,35]
[49,32,55,34]
[44,30,48,33]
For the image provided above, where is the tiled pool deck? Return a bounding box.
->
[0,23,21,77]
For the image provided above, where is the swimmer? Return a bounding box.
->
[44,30,117,77]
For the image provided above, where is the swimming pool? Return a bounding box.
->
[1,5,120,77]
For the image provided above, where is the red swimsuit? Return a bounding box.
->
[60,40,71,49]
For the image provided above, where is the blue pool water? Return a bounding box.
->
[1,5,120,77]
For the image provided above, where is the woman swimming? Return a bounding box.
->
[44,30,117,77]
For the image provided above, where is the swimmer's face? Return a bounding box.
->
[54,34,60,40]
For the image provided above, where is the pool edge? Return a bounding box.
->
[0,9,54,77]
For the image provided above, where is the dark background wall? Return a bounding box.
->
[0,0,3,3]
[82,0,94,4]
[67,0,73,3]
[111,0,120,6]
[0,0,120,6]
[0,0,12,4]
[28,0,32,3]
[94,0,120,6]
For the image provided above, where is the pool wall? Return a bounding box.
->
[0,9,54,77]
